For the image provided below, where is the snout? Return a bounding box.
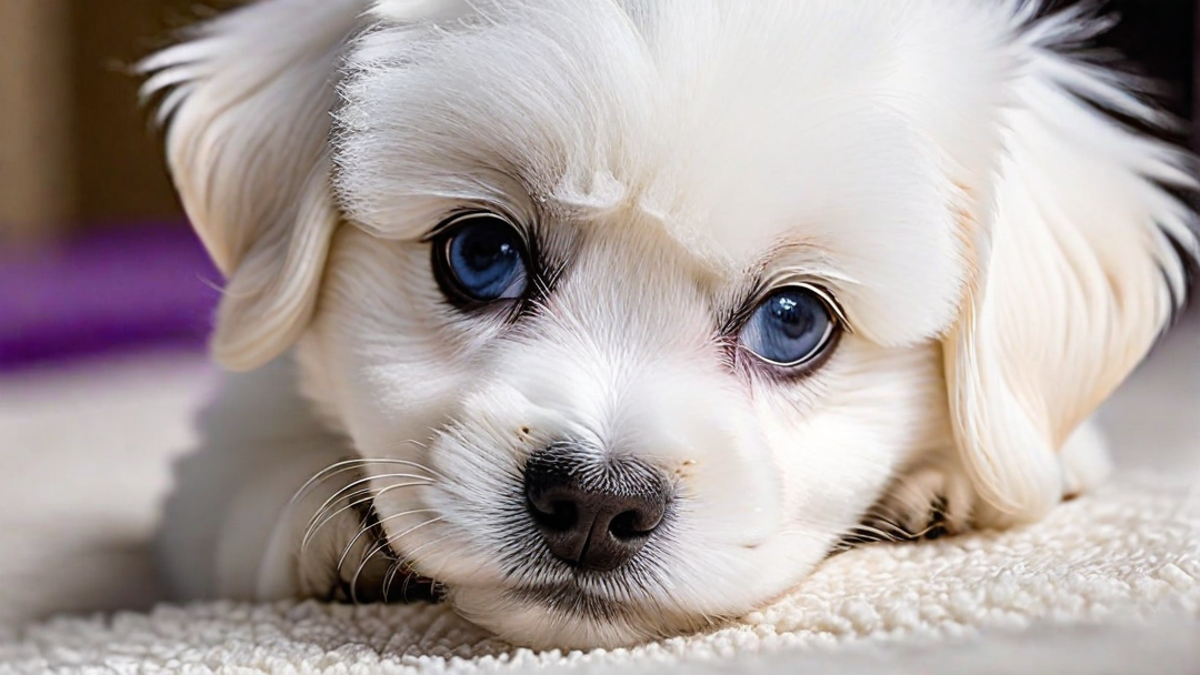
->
[524,446,671,572]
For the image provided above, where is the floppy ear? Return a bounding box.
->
[139,0,372,371]
[945,11,1198,527]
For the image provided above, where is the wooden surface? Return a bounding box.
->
[0,0,194,248]
[0,0,75,245]
[68,0,191,230]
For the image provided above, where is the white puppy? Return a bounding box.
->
[143,0,1197,649]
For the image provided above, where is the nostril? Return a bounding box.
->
[608,510,644,540]
[607,494,666,538]
[528,497,577,532]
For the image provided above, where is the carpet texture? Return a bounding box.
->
[2,475,1198,674]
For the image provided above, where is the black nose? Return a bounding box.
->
[524,447,669,572]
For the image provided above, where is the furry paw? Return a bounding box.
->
[847,457,976,546]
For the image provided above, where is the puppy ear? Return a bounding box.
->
[945,12,1198,526]
[139,0,371,371]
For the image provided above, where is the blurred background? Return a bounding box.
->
[0,0,1196,629]
[0,0,1197,372]
[1,0,228,369]
[0,0,1197,371]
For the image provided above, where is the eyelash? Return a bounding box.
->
[726,281,847,329]
[720,279,772,337]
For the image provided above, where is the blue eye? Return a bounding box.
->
[739,286,838,367]
[435,214,529,303]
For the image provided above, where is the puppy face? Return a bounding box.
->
[298,1,986,646]
[144,0,1196,649]
[305,215,949,645]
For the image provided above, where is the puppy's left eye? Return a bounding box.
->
[739,286,839,368]
[432,213,530,304]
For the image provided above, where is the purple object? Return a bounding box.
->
[0,224,222,371]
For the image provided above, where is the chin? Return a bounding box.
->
[145,0,1197,650]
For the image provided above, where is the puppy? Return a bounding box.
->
[143,0,1197,649]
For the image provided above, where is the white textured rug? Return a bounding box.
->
[2,476,1199,673]
[0,315,1197,673]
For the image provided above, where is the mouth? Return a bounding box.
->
[336,494,446,605]
[506,582,637,623]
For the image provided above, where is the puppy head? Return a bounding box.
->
[145,0,1196,648]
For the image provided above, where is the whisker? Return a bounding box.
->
[291,457,447,507]
[348,515,446,604]
[301,481,431,551]
[387,514,447,547]
[358,514,449,579]
[377,442,452,481]
[397,533,454,575]
[291,458,370,506]
[312,471,435,516]
[312,472,435,530]
[401,535,458,598]
[302,486,375,552]
[386,439,429,450]
[337,509,442,575]
[381,558,404,601]
[834,513,944,552]
[375,455,450,482]
[856,520,907,539]
[379,533,450,602]
[399,568,415,602]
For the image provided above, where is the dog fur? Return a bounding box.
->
[144,0,1197,649]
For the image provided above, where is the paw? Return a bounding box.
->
[851,458,976,545]
[846,422,1112,549]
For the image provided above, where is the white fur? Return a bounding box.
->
[143,0,1198,649]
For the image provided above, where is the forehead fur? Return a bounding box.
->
[334,0,1030,343]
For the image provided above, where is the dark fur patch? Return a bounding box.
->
[330,495,445,605]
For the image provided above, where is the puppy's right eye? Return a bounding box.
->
[432,213,530,305]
